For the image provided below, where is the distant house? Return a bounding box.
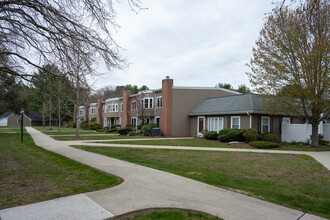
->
[188,93,306,137]
[0,111,47,127]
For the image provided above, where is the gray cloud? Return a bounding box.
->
[94,0,274,91]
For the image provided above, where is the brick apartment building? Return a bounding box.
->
[74,77,239,136]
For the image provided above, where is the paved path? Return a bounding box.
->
[0,127,327,220]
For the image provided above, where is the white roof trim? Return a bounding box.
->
[89,103,97,106]
[172,86,241,94]
[105,97,121,102]
[23,114,32,121]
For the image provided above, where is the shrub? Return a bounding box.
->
[141,123,158,136]
[218,128,245,142]
[96,128,104,132]
[137,124,142,130]
[89,117,96,123]
[249,141,280,149]
[89,123,101,130]
[104,126,110,133]
[111,124,120,129]
[79,121,89,130]
[129,132,138,136]
[118,127,131,135]
[263,133,280,143]
[204,131,218,140]
[243,128,258,143]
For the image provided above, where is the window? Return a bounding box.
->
[89,107,96,114]
[17,118,21,124]
[104,118,107,127]
[110,102,118,112]
[79,110,84,115]
[156,116,160,126]
[104,105,110,113]
[261,116,270,133]
[121,103,123,112]
[282,117,290,124]
[231,116,240,129]
[143,97,153,109]
[208,117,223,132]
[131,101,137,110]
[131,117,137,129]
[157,96,162,108]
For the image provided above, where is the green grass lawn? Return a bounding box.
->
[100,139,330,151]
[75,146,330,219]
[53,135,144,141]
[101,139,232,148]
[114,209,221,220]
[0,133,119,209]
[33,126,98,135]
[0,127,27,133]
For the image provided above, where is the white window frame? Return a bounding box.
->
[79,110,84,116]
[90,107,96,114]
[110,102,118,112]
[261,116,270,133]
[231,116,240,129]
[121,103,123,112]
[105,105,110,113]
[156,96,162,108]
[103,118,108,127]
[131,117,137,129]
[197,116,206,137]
[131,101,137,110]
[17,118,21,124]
[155,116,160,126]
[143,97,153,109]
[208,117,223,132]
[282,117,290,124]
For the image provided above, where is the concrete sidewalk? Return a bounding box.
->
[0,127,326,220]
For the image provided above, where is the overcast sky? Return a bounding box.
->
[92,0,275,91]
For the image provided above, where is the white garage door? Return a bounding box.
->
[0,117,7,126]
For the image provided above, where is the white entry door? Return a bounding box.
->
[197,116,205,137]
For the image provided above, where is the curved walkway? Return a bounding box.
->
[0,127,327,220]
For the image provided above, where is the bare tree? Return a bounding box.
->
[247,0,329,146]
[0,0,142,81]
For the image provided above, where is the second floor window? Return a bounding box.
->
[157,96,162,108]
[90,107,96,114]
[79,110,84,115]
[143,97,153,109]
[111,103,118,112]
[105,105,110,113]
[131,101,137,110]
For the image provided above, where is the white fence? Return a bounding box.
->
[282,123,330,143]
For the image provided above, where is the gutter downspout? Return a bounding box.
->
[247,112,252,129]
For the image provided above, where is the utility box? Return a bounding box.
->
[152,128,161,136]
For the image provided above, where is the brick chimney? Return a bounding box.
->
[96,98,104,126]
[84,103,89,122]
[160,77,173,136]
[121,90,131,128]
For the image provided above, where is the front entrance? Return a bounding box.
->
[197,116,205,137]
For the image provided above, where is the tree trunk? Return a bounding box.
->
[42,102,45,128]
[58,97,61,133]
[75,73,80,138]
[49,96,52,128]
[311,123,319,147]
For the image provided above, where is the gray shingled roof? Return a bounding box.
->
[188,94,267,116]
[0,112,14,118]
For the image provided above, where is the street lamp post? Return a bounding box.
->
[20,108,24,143]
